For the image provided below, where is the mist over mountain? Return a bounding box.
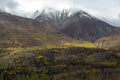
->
[99,16,120,27]
[34,9,120,42]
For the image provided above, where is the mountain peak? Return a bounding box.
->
[71,10,95,20]
[34,9,94,29]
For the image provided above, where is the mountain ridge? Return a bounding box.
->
[34,9,120,42]
[0,10,120,49]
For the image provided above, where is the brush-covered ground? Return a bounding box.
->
[0,43,120,80]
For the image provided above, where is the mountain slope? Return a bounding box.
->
[61,11,119,42]
[95,27,120,49]
[35,9,120,42]
[95,34,120,49]
[0,12,81,48]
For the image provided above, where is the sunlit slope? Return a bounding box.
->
[96,34,120,49]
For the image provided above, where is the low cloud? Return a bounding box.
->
[0,0,120,26]
[0,0,18,12]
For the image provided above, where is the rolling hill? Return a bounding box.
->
[0,12,84,48]
[0,10,119,49]
[96,34,120,49]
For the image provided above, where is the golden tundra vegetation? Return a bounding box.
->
[0,42,120,80]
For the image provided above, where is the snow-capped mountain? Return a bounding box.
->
[34,9,97,29]
[61,10,117,41]
[34,9,72,29]
[34,9,120,42]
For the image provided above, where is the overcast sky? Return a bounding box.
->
[0,0,120,26]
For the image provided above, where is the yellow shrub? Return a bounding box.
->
[63,42,97,48]
[100,61,117,67]
[36,55,43,59]
[116,53,120,57]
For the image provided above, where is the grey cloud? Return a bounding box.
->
[0,0,18,11]
[115,0,120,4]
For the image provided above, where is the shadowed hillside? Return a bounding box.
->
[61,11,120,42]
